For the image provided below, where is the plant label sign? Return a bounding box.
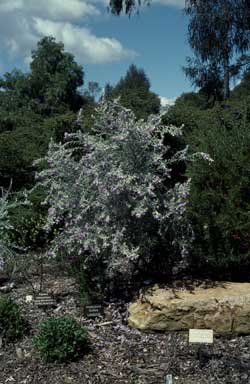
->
[34,293,56,307]
[25,295,33,303]
[189,329,213,344]
[84,304,103,318]
[165,374,173,384]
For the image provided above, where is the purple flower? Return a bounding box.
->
[68,255,78,264]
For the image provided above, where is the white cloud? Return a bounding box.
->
[160,96,176,107]
[1,15,37,60]
[0,0,136,66]
[0,0,23,13]
[28,0,100,20]
[33,18,137,64]
[153,0,185,7]
[0,0,100,20]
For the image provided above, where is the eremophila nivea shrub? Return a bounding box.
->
[35,100,210,294]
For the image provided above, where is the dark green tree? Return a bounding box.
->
[184,58,224,105]
[0,37,86,189]
[187,99,250,278]
[185,0,250,100]
[0,37,89,249]
[162,92,206,134]
[0,70,34,134]
[0,69,31,102]
[104,83,114,99]
[29,36,84,115]
[107,64,160,120]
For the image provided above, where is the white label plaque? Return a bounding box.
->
[25,295,33,303]
[189,329,213,344]
[165,374,173,384]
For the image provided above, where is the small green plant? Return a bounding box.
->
[8,188,47,250]
[0,297,27,342]
[131,372,142,384]
[33,316,89,362]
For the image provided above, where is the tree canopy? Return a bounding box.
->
[0,37,86,189]
[185,0,250,100]
[29,36,84,115]
[109,0,250,102]
[109,0,143,15]
[105,64,160,120]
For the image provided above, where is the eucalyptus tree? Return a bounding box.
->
[185,0,250,100]
[109,0,143,15]
[109,0,250,101]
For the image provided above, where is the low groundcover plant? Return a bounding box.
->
[0,297,28,342]
[33,316,89,362]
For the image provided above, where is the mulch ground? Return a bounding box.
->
[1,273,250,384]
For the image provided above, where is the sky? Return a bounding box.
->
[0,0,193,105]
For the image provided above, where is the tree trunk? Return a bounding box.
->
[223,54,230,100]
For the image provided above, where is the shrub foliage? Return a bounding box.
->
[35,100,209,292]
[33,316,89,362]
[0,297,27,342]
[0,187,15,272]
[187,99,250,277]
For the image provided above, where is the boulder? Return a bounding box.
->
[128,283,250,335]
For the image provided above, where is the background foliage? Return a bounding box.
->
[164,81,250,278]
[0,297,28,342]
[104,64,160,120]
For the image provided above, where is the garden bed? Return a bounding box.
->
[1,273,250,384]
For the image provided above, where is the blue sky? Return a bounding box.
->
[0,0,193,105]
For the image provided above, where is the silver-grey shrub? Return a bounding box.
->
[0,187,14,271]
[35,100,209,286]
[0,188,28,276]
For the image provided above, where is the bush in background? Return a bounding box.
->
[166,94,250,278]
[8,188,47,250]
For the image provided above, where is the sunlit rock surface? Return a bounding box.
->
[129,283,250,334]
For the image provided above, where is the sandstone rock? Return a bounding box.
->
[128,283,250,335]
